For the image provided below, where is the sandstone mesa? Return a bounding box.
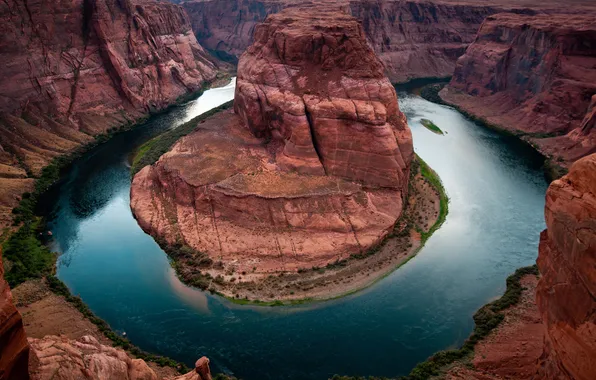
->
[131,4,414,278]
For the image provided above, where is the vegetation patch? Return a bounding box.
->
[420,119,444,135]
[131,100,234,174]
[416,155,448,244]
[4,119,150,287]
[329,265,539,380]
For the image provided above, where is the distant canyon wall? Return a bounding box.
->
[536,153,596,379]
[0,0,218,228]
[181,0,504,83]
[441,13,596,167]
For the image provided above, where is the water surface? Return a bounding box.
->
[49,81,548,379]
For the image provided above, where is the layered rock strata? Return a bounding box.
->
[0,252,30,380]
[179,0,596,84]
[446,154,596,380]
[441,13,596,166]
[131,5,413,276]
[536,153,596,379]
[0,0,218,228]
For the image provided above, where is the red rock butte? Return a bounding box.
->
[131,4,414,274]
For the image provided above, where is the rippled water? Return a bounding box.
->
[48,80,548,380]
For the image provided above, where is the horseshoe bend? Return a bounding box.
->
[129,5,445,302]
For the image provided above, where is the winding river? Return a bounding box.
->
[47,78,548,380]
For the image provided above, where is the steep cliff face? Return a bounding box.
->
[131,4,413,279]
[180,0,501,82]
[536,153,596,380]
[0,0,218,228]
[441,13,596,166]
[0,254,29,380]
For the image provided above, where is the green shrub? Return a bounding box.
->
[131,100,234,174]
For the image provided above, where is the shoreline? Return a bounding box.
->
[3,75,233,375]
[419,83,566,182]
[332,265,540,380]
[145,154,448,306]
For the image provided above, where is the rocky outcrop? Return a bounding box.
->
[131,5,413,277]
[0,0,218,228]
[441,13,596,166]
[536,153,596,380]
[446,154,596,380]
[179,0,596,84]
[181,0,498,82]
[0,253,30,380]
[28,335,213,380]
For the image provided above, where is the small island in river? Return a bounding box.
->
[420,118,444,135]
[130,5,447,304]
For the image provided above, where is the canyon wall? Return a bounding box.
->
[536,153,596,380]
[181,0,501,83]
[179,0,596,84]
[0,253,29,380]
[441,13,596,167]
[131,4,413,278]
[0,0,218,228]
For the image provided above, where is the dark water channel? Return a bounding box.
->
[49,79,548,379]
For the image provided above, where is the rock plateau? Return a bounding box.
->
[131,5,414,277]
[441,13,596,167]
[0,0,219,228]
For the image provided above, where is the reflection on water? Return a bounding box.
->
[50,83,548,380]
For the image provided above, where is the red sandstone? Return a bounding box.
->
[0,0,218,228]
[441,13,596,167]
[131,5,413,276]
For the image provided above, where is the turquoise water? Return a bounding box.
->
[49,80,548,379]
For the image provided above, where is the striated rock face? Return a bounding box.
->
[234,4,413,187]
[0,254,29,380]
[441,13,596,166]
[0,0,218,228]
[28,335,213,380]
[131,5,413,275]
[181,0,498,83]
[536,153,596,380]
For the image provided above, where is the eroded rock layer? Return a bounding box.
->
[131,5,413,275]
[0,253,30,380]
[180,0,596,84]
[536,153,596,380]
[29,335,213,380]
[441,13,596,166]
[0,0,218,228]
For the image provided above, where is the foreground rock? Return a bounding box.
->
[0,252,30,380]
[536,153,596,379]
[445,154,596,379]
[29,335,214,380]
[441,13,596,169]
[131,5,417,298]
[0,0,218,228]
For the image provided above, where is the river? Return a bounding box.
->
[48,78,548,379]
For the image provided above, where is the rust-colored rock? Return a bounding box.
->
[181,0,596,84]
[536,153,596,380]
[131,5,413,277]
[0,0,218,228]
[441,13,596,166]
[28,334,214,380]
[0,253,29,380]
